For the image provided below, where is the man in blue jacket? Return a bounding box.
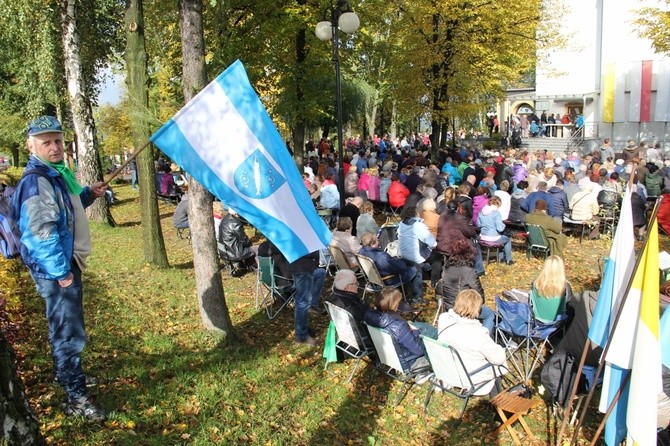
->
[11,116,107,420]
[359,232,423,302]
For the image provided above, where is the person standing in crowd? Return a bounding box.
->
[11,116,108,420]
[129,157,138,190]
[599,138,614,163]
[290,251,327,346]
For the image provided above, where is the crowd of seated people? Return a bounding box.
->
[205,137,670,432]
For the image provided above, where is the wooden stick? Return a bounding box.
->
[588,371,631,446]
[101,139,152,187]
[555,340,590,445]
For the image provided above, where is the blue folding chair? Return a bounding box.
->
[495,295,567,382]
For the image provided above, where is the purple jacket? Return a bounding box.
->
[472,195,489,225]
[512,164,527,184]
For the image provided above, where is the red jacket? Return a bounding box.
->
[388,180,409,207]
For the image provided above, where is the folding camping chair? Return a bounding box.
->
[364,323,432,407]
[355,253,406,302]
[329,245,364,281]
[255,256,296,320]
[324,302,375,382]
[525,223,551,260]
[421,335,499,421]
[495,295,567,382]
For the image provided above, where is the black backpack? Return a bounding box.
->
[540,351,588,408]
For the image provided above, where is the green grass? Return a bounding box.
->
[5,183,615,445]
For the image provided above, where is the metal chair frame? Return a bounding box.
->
[255,256,296,320]
[365,323,431,407]
[494,295,566,382]
[421,335,498,421]
[525,223,551,260]
[324,302,375,382]
[329,245,365,282]
[355,253,406,301]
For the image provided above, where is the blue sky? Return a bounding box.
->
[98,71,123,105]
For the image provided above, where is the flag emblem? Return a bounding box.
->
[234,149,286,199]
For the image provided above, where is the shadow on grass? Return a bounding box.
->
[115,220,141,228]
[307,361,391,445]
[171,261,194,270]
[110,197,137,206]
[422,396,500,444]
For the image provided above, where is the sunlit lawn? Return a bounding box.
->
[4,182,624,445]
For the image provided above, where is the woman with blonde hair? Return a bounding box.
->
[436,186,456,214]
[437,289,507,395]
[531,255,573,323]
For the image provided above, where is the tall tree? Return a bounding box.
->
[635,1,670,55]
[178,0,235,336]
[60,0,112,224]
[124,0,169,267]
[0,334,45,445]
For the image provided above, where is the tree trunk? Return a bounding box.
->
[430,118,440,150]
[440,122,449,148]
[124,0,169,267]
[0,335,45,446]
[179,0,235,336]
[390,100,397,140]
[60,0,113,225]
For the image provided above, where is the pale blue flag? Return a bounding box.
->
[151,60,331,262]
[586,188,635,446]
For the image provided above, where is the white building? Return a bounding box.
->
[504,0,670,153]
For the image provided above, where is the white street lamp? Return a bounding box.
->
[315,1,359,210]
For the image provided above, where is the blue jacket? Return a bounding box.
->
[477,205,505,240]
[359,246,408,279]
[546,187,569,218]
[522,190,550,213]
[441,162,461,185]
[364,309,425,367]
[397,217,435,264]
[11,156,95,280]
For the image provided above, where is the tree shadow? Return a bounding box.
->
[109,197,137,206]
[116,220,141,228]
[307,361,390,445]
[421,396,501,445]
[171,261,194,270]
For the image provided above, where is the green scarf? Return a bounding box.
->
[38,157,83,195]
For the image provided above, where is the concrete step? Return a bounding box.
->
[520,137,583,155]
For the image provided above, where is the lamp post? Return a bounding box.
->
[315,0,360,210]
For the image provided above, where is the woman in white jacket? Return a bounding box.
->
[437,289,507,396]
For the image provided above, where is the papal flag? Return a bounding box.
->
[151,60,331,262]
[625,217,660,445]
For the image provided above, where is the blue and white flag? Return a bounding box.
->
[151,60,331,262]
[587,188,635,446]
